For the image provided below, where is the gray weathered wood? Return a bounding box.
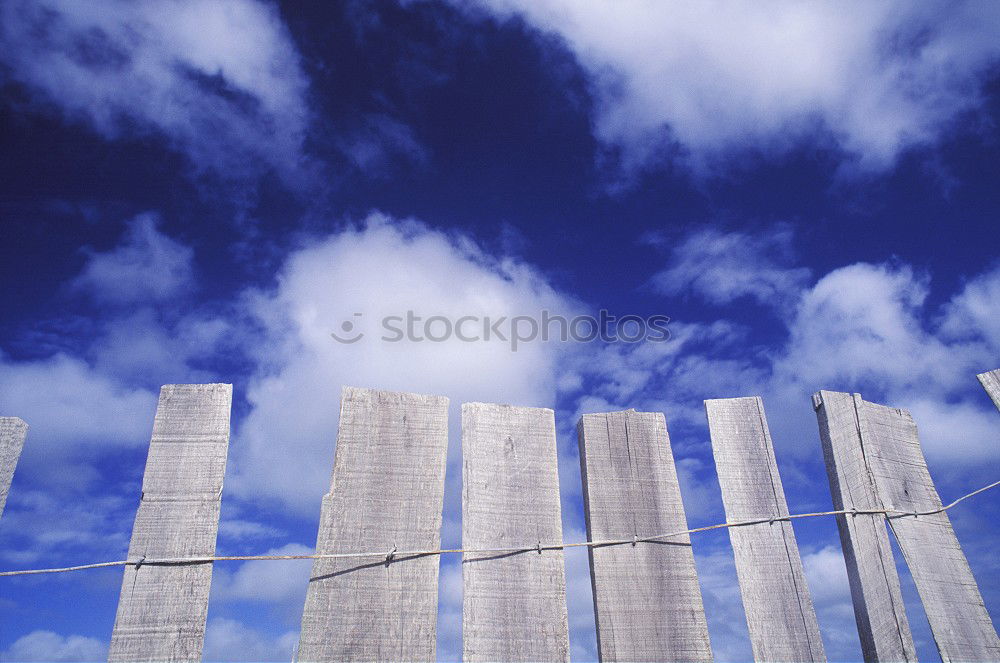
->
[578,409,712,662]
[108,383,232,663]
[462,402,570,663]
[705,397,826,662]
[813,391,916,662]
[978,369,1000,412]
[0,417,28,519]
[848,392,1000,661]
[298,387,449,663]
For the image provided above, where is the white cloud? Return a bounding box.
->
[0,489,133,564]
[202,618,298,662]
[802,546,863,660]
[212,543,313,605]
[218,518,286,542]
[939,263,1000,350]
[770,261,999,463]
[228,213,580,514]
[635,226,1000,467]
[0,352,155,451]
[802,546,851,608]
[652,225,809,310]
[692,544,753,662]
[0,630,107,662]
[0,0,310,182]
[72,213,194,305]
[777,263,947,391]
[458,0,1000,174]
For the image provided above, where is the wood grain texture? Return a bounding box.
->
[705,397,826,663]
[0,417,28,519]
[851,393,1000,662]
[298,387,449,663]
[813,391,916,662]
[978,369,1000,412]
[578,409,712,662]
[108,383,232,663]
[462,402,570,663]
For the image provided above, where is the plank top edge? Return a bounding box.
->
[462,401,554,415]
[577,408,660,421]
[0,417,28,429]
[811,389,861,410]
[813,389,913,420]
[977,368,1000,380]
[159,383,233,393]
[703,395,763,404]
[341,385,449,405]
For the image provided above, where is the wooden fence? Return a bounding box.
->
[1,370,999,662]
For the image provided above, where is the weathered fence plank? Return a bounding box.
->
[462,402,570,663]
[813,391,916,662]
[705,397,826,662]
[847,393,1000,661]
[578,409,712,662]
[0,417,28,519]
[979,369,1000,411]
[298,387,449,663]
[108,383,232,663]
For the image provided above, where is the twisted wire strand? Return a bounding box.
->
[2,478,998,578]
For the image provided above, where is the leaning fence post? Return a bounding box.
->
[578,409,712,662]
[813,391,916,662]
[819,391,1000,661]
[297,387,449,662]
[978,369,1000,411]
[0,417,28,519]
[108,383,232,663]
[705,397,826,662]
[462,402,570,663]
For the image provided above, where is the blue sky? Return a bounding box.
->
[1,1,999,660]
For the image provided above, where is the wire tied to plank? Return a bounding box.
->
[385,546,396,565]
[2,478,998,578]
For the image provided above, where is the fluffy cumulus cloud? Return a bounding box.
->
[771,260,1000,462]
[0,352,155,453]
[585,225,1000,466]
[802,546,860,660]
[0,631,107,662]
[72,213,194,305]
[457,0,1000,174]
[0,0,311,182]
[228,213,581,515]
[212,543,312,606]
[652,224,810,311]
[202,619,298,662]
